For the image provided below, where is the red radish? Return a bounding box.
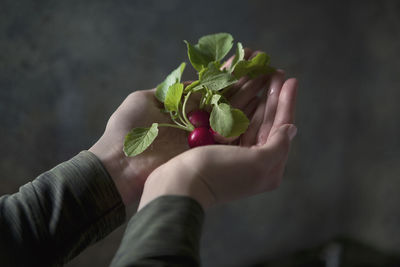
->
[188,110,210,128]
[187,127,215,148]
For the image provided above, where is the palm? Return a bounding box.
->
[105,89,190,185]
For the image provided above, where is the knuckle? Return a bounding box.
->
[126,91,140,100]
[125,90,151,104]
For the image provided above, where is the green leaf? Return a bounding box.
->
[191,63,237,92]
[185,33,233,71]
[198,33,234,62]
[123,123,159,157]
[155,63,186,102]
[210,103,249,138]
[226,109,249,138]
[230,42,244,73]
[210,103,234,137]
[164,82,183,112]
[233,52,275,79]
[184,41,212,72]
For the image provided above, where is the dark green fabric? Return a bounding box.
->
[0,150,205,267]
[110,195,205,267]
[0,151,126,267]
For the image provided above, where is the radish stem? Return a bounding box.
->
[182,91,194,131]
[158,123,192,132]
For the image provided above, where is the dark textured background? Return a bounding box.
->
[1,0,400,266]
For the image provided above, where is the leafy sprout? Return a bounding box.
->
[124,33,275,157]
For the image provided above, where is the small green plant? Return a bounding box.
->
[123,33,274,157]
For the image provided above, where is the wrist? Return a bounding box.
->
[138,164,215,211]
[89,136,141,206]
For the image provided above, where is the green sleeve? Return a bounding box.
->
[0,151,126,267]
[110,195,205,267]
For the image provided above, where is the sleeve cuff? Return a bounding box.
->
[111,195,204,266]
[30,150,126,262]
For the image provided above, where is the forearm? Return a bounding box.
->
[110,195,204,267]
[0,151,126,266]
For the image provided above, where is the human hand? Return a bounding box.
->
[138,75,297,210]
[89,49,271,206]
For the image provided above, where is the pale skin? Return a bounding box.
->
[89,49,297,209]
[139,76,297,210]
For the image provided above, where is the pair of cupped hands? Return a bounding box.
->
[89,48,298,211]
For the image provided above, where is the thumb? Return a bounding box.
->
[260,124,297,161]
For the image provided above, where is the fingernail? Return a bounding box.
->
[269,88,274,95]
[287,125,297,141]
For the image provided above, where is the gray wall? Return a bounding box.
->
[1,0,400,266]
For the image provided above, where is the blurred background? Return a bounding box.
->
[1,0,400,266]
